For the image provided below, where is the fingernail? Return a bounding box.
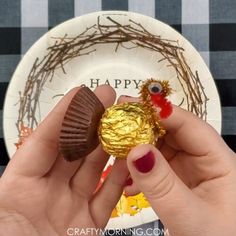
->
[123,95,132,98]
[125,177,133,186]
[133,151,155,173]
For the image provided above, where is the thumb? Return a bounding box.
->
[127,144,206,229]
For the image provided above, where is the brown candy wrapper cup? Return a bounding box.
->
[59,87,105,161]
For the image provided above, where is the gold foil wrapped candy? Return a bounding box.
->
[59,79,172,161]
[98,102,156,159]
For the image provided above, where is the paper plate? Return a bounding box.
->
[3,11,221,229]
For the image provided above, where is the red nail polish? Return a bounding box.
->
[133,151,155,173]
[125,177,133,186]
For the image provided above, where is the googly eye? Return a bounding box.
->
[148,82,163,94]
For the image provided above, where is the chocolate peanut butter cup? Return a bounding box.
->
[59,87,105,161]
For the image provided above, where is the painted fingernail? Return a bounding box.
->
[125,177,133,186]
[133,151,155,173]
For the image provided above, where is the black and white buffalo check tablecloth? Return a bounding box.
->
[2,0,236,167]
[0,0,236,232]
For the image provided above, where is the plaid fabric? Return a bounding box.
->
[0,0,235,175]
[2,0,235,166]
[0,0,235,233]
[1,0,236,163]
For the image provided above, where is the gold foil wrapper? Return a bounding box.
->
[98,102,156,159]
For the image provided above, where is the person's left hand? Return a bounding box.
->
[0,85,129,236]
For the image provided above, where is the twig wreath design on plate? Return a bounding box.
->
[16,15,208,147]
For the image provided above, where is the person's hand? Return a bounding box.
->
[120,96,236,236]
[0,86,129,236]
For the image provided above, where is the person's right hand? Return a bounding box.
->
[121,96,236,236]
